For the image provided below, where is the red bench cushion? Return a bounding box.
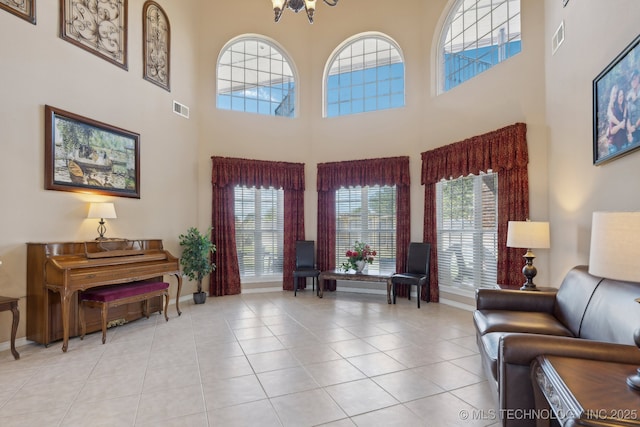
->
[80,282,169,303]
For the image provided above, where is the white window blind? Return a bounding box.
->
[234,186,284,279]
[335,185,397,274]
[436,172,498,289]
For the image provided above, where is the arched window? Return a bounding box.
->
[217,35,297,117]
[439,0,521,92]
[324,33,405,118]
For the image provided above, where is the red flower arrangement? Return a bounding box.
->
[341,241,376,272]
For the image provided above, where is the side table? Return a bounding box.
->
[532,355,640,426]
[0,296,20,360]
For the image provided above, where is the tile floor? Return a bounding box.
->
[0,290,500,427]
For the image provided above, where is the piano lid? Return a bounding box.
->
[85,239,146,259]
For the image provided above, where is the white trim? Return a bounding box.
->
[0,337,28,354]
[439,297,475,312]
[439,284,476,299]
[242,287,283,294]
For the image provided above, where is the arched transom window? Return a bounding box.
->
[440,0,521,93]
[217,36,297,117]
[324,33,405,118]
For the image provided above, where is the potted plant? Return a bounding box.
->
[179,227,216,304]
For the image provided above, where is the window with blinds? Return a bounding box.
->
[436,172,498,290]
[234,186,284,280]
[335,185,397,273]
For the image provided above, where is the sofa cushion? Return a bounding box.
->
[553,265,603,336]
[580,278,640,344]
[474,310,575,337]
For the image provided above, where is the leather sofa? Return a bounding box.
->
[474,265,640,426]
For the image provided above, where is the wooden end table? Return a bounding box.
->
[0,296,20,360]
[318,270,392,303]
[532,355,640,426]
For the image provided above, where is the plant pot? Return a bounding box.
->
[193,291,207,304]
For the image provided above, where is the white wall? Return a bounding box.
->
[545,0,640,283]
[0,0,201,344]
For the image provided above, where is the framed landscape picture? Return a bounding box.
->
[45,105,140,198]
[593,34,640,165]
[0,0,36,24]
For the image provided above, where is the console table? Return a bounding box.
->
[0,296,20,360]
[532,355,640,426]
[318,270,392,303]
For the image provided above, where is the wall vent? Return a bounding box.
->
[173,100,190,119]
[552,21,565,55]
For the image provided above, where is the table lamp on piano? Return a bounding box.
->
[87,202,117,240]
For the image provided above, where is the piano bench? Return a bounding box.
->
[79,281,170,344]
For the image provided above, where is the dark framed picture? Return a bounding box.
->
[593,33,640,165]
[143,0,170,91]
[60,0,128,69]
[45,105,140,198]
[0,0,36,24]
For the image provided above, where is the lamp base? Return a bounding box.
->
[628,328,640,391]
[520,283,540,291]
[627,369,640,391]
[520,251,539,291]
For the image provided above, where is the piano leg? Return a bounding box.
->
[59,290,74,352]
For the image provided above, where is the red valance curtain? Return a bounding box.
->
[210,156,305,296]
[421,122,529,301]
[317,156,411,293]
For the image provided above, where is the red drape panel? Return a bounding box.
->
[421,123,529,300]
[210,156,305,296]
[284,189,305,291]
[394,183,411,297]
[317,156,411,293]
[317,190,336,288]
[211,185,241,296]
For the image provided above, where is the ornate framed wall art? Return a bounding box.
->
[593,33,640,165]
[0,0,36,24]
[60,0,128,69]
[45,105,140,198]
[143,1,170,91]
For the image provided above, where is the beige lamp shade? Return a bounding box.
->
[506,221,550,249]
[588,211,640,282]
[87,203,117,219]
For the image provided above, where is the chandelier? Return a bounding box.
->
[271,0,339,24]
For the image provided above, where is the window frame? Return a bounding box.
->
[323,32,406,118]
[436,0,522,94]
[436,171,498,293]
[335,185,398,274]
[216,34,299,118]
[234,185,285,283]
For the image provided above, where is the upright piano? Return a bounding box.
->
[27,239,182,352]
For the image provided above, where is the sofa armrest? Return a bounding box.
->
[475,289,557,313]
[500,333,640,366]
